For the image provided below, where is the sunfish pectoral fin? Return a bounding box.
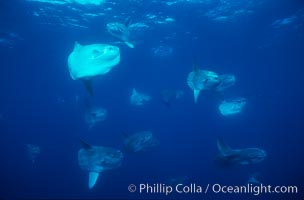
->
[217,137,232,156]
[82,79,94,96]
[124,41,134,48]
[193,89,200,103]
[89,172,100,189]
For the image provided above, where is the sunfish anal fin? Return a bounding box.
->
[89,172,100,189]
[193,89,200,103]
[82,79,94,96]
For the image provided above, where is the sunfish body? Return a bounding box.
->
[107,22,134,48]
[123,131,159,153]
[216,137,266,166]
[68,42,120,95]
[78,140,123,189]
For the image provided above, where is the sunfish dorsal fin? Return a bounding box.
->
[82,79,94,96]
[80,139,92,150]
[192,57,199,73]
[217,137,232,156]
[125,17,132,28]
[132,88,138,95]
[74,41,82,51]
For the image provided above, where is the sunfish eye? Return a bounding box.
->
[108,46,114,51]
[92,49,101,59]
[93,49,99,54]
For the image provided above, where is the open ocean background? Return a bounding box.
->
[0,0,303,199]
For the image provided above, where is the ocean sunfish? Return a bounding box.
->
[130,88,151,106]
[215,74,236,92]
[106,22,134,48]
[218,97,247,116]
[68,42,120,96]
[83,98,107,129]
[187,69,220,103]
[26,144,40,164]
[216,137,266,166]
[123,131,159,153]
[78,140,123,189]
[85,106,107,129]
[160,89,184,107]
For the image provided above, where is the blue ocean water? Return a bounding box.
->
[0,0,303,199]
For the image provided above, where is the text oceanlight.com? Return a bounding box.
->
[128,183,298,196]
